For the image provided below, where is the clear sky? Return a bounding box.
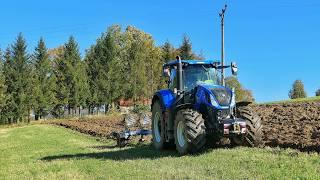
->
[0,0,319,103]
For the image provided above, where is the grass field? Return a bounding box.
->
[1,124,320,179]
[263,96,320,104]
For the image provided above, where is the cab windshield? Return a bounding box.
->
[183,65,219,91]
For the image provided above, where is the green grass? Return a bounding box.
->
[1,125,320,179]
[262,96,320,105]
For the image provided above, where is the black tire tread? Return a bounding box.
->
[181,109,206,153]
[236,106,264,147]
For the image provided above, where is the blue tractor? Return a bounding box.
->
[151,56,263,154]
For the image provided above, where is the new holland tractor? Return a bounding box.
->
[151,56,263,154]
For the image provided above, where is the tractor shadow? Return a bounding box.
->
[41,144,179,161]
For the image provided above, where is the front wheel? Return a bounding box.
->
[231,106,264,147]
[174,109,206,154]
[151,101,166,150]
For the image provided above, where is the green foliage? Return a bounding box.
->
[85,25,163,109]
[161,40,176,63]
[288,80,307,99]
[178,35,202,60]
[4,34,31,123]
[32,38,56,119]
[0,26,208,122]
[225,76,255,102]
[52,46,69,117]
[0,50,7,124]
[131,104,151,113]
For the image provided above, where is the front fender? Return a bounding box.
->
[152,89,176,111]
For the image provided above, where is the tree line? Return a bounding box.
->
[288,79,320,99]
[0,25,207,124]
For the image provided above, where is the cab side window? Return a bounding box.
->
[169,69,177,90]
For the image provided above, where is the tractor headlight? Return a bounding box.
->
[210,94,219,107]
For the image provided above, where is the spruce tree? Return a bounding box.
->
[178,35,202,60]
[63,36,82,114]
[2,47,16,123]
[161,40,176,63]
[52,47,69,118]
[11,33,30,122]
[84,46,99,114]
[179,35,193,60]
[32,38,56,119]
[0,50,7,124]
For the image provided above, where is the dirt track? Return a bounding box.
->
[52,102,320,152]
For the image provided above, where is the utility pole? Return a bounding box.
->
[219,4,227,86]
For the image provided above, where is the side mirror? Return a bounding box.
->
[231,62,238,76]
[163,67,171,77]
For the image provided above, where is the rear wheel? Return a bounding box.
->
[152,101,166,150]
[174,109,206,154]
[231,106,263,147]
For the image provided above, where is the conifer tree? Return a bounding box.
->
[179,35,193,60]
[32,38,56,119]
[10,33,30,122]
[161,40,176,63]
[52,47,69,118]
[63,36,82,114]
[0,50,7,124]
[289,80,307,99]
[178,35,202,60]
[2,47,16,123]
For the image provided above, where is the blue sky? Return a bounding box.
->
[0,0,319,102]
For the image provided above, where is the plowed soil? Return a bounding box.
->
[252,102,320,152]
[51,113,151,139]
[52,102,320,152]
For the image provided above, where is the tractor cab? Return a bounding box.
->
[164,60,221,92]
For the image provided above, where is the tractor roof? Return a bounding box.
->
[164,60,219,67]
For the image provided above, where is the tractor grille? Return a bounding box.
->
[211,88,231,106]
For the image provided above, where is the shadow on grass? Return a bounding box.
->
[41,144,178,161]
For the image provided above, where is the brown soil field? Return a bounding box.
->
[253,102,320,152]
[52,102,320,152]
[51,113,151,139]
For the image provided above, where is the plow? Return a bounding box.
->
[111,113,152,147]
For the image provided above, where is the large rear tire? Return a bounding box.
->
[151,101,166,150]
[232,106,263,147]
[174,109,206,154]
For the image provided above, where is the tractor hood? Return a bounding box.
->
[197,83,234,107]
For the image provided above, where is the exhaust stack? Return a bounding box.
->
[176,56,183,98]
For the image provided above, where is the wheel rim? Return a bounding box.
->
[153,112,161,143]
[177,120,186,147]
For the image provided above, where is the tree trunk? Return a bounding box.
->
[68,105,71,115]
[104,104,107,115]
